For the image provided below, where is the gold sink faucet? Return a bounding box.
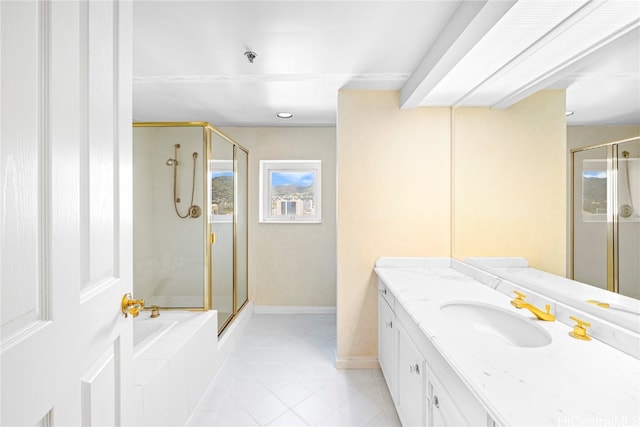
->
[511,291,555,321]
[586,300,610,308]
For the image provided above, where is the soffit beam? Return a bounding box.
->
[400,0,516,110]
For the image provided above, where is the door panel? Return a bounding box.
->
[0,1,133,425]
[81,345,117,426]
[210,132,235,330]
[0,0,46,348]
[85,0,116,290]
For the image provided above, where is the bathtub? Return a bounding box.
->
[133,317,177,358]
[131,310,218,427]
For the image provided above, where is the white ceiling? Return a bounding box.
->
[132,1,640,127]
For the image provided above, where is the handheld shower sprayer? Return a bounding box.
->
[167,143,201,219]
[166,143,181,166]
[620,150,636,218]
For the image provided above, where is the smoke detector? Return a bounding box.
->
[244,51,257,63]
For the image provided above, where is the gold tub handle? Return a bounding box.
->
[121,293,145,318]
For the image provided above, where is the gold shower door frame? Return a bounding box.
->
[208,125,250,333]
[133,122,249,328]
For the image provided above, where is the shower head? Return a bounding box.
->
[166,159,180,166]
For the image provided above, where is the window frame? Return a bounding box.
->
[259,160,322,223]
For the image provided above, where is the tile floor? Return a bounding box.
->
[186,313,401,426]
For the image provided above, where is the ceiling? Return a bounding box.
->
[132,1,640,127]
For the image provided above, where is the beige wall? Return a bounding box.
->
[567,126,640,150]
[220,127,337,307]
[453,90,567,275]
[336,91,452,367]
[221,90,568,364]
[336,89,567,366]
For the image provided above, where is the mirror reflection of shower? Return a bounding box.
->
[620,151,637,219]
[167,143,202,219]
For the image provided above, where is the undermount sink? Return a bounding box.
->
[440,301,552,348]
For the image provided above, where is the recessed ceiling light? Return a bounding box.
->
[276,112,294,119]
[565,111,575,117]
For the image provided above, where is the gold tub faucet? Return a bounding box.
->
[150,305,161,318]
[511,291,555,321]
[121,293,145,318]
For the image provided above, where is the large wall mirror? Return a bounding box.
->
[466,136,640,335]
[572,136,640,300]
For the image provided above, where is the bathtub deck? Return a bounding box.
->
[132,311,218,427]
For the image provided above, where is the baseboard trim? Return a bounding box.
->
[335,357,380,370]
[253,305,337,314]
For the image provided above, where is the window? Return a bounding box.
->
[581,159,607,222]
[259,160,321,223]
[210,160,234,223]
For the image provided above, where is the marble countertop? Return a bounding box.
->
[374,257,640,427]
[465,257,640,334]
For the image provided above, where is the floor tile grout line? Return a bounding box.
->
[187,314,399,427]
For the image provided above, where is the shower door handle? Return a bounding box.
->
[210,233,216,245]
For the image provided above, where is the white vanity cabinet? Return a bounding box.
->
[378,278,489,427]
[375,258,640,427]
[428,370,469,427]
[396,320,426,426]
[378,286,397,398]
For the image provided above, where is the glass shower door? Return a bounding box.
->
[572,146,609,290]
[133,124,206,309]
[617,139,640,299]
[572,137,640,299]
[236,147,248,310]
[210,132,235,330]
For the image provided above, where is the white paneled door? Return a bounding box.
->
[1,1,133,425]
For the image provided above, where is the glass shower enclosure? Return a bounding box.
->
[133,122,248,333]
[571,136,640,299]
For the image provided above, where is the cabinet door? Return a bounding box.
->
[397,322,426,427]
[430,377,468,427]
[378,295,396,399]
